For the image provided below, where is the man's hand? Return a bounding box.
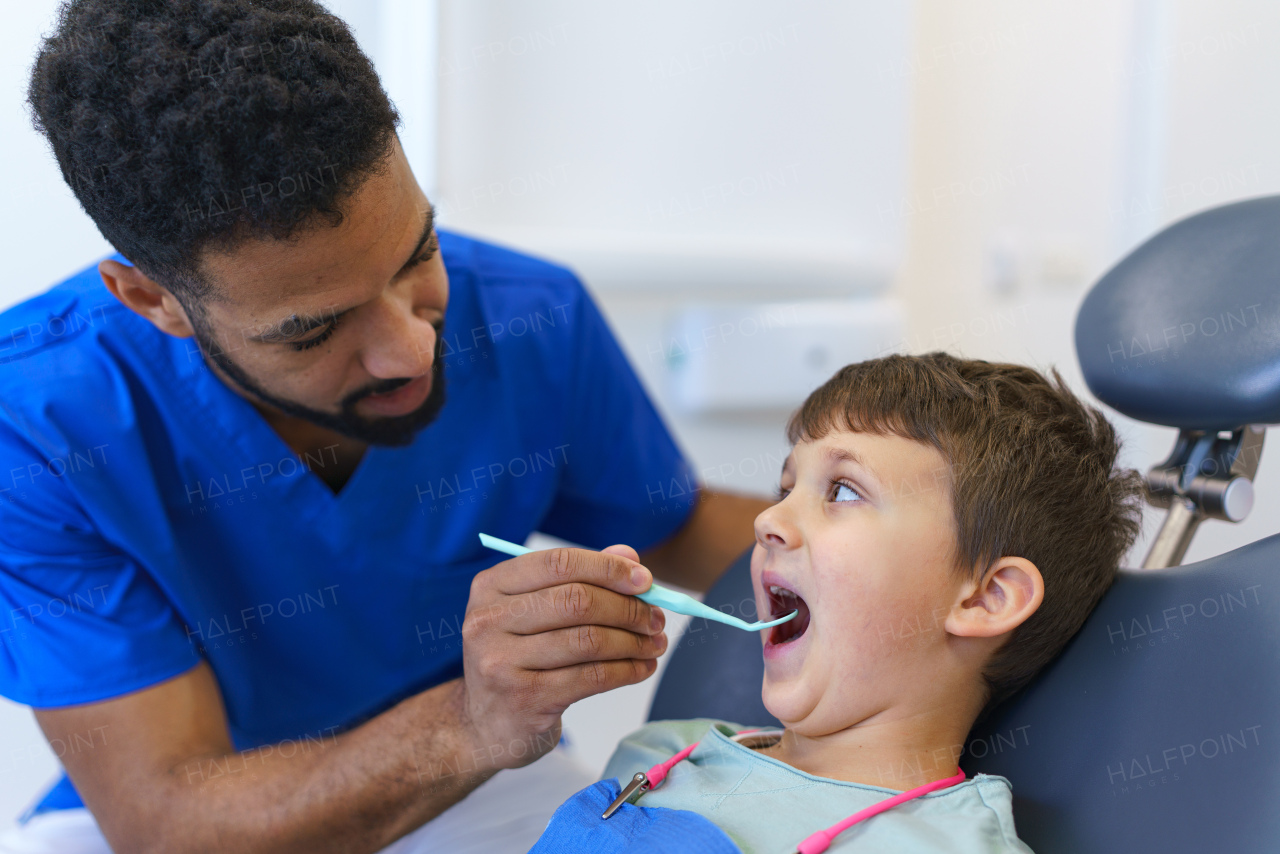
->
[459,544,666,769]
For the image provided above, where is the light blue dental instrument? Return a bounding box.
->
[478,533,797,632]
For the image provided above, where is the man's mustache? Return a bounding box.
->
[344,376,414,406]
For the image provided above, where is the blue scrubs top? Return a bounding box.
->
[0,231,697,816]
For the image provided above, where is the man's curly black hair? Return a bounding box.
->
[27,0,401,303]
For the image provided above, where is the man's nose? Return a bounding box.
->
[359,295,438,379]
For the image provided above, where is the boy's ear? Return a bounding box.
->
[945,556,1044,639]
[98,259,197,339]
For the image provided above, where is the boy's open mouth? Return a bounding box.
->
[767,584,811,645]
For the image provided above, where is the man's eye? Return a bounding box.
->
[830,480,863,503]
[289,318,340,352]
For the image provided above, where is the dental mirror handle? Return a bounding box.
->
[477,533,795,632]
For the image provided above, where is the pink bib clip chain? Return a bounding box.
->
[602,730,966,854]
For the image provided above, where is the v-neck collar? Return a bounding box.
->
[252,405,371,498]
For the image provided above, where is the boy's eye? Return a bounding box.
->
[774,485,791,502]
[830,480,863,503]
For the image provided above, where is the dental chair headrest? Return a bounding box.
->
[1075,196,1280,430]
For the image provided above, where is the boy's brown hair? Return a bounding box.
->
[786,352,1146,718]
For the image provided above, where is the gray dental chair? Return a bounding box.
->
[649,196,1280,853]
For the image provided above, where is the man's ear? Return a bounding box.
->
[945,556,1044,639]
[98,259,196,339]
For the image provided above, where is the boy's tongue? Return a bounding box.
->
[768,586,811,644]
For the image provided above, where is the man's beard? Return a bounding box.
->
[192,317,447,447]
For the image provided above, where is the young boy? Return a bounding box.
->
[536,352,1146,853]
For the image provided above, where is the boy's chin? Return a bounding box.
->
[760,677,813,727]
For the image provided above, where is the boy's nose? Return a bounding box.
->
[754,500,800,550]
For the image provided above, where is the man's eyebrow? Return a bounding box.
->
[396,203,436,277]
[248,204,437,344]
[824,446,881,485]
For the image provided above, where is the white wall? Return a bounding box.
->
[435,0,911,290]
